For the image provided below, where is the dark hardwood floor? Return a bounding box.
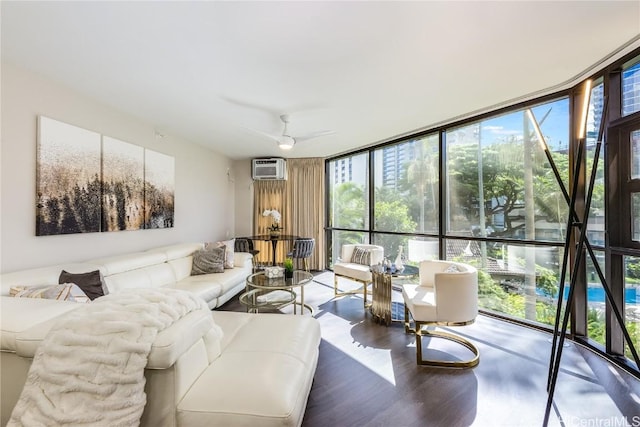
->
[219,271,640,427]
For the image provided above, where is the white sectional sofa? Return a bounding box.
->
[0,242,252,310]
[0,242,322,426]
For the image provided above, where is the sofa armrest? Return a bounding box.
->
[233,252,253,269]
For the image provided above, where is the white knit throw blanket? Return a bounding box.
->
[9,288,209,427]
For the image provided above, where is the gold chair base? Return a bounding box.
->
[404,305,479,368]
[334,273,371,308]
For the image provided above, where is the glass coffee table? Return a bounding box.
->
[240,270,314,315]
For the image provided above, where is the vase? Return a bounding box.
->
[270,230,280,238]
[285,269,294,279]
[395,246,404,272]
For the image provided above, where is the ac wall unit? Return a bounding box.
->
[252,158,287,180]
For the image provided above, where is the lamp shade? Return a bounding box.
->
[278,135,295,150]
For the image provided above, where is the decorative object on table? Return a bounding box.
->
[394,245,405,272]
[283,257,294,279]
[264,266,284,278]
[262,209,282,237]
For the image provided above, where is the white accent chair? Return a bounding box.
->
[333,244,384,307]
[402,260,479,368]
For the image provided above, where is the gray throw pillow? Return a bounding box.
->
[351,246,372,265]
[59,269,107,301]
[191,247,225,275]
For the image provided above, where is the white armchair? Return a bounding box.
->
[333,244,384,307]
[402,260,479,368]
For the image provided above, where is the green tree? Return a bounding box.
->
[331,182,366,229]
[397,138,439,233]
[374,190,417,258]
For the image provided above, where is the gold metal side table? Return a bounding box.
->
[370,265,419,326]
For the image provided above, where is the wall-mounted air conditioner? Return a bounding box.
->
[252,158,287,180]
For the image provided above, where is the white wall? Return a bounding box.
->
[232,159,254,237]
[0,63,235,272]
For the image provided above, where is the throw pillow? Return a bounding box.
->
[209,238,235,268]
[191,247,225,275]
[10,283,90,302]
[444,264,460,273]
[351,246,372,265]
[59,269,106,301]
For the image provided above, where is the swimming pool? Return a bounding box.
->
[561,286,638,304]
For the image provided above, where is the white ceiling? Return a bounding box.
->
[2,1,640,160]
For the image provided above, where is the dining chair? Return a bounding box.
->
[287,238,315,271]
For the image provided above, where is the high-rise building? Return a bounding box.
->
[381,141,417,189]
[330,154,367,186]
[622,59,640,116]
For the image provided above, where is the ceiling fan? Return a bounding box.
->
[248,114,335,150]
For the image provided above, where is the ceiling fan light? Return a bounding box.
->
[278,135,295,150]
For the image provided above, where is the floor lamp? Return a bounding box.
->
[529,82,640,426]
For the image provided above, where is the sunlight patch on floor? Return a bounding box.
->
[318,309,397,386]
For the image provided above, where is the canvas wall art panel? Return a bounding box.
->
[36,116,102,235]
[102,136,144,231]
[144,149,175,229]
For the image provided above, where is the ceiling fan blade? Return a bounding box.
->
[221,95,280,115]
[295,130,336,143]
[242,126,281,143]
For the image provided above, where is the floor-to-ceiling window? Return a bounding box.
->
[326,48,640,375]
[445,98,569,327]
[326,153,369,266]
[371,134,440,267]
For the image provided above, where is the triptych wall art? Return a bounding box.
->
[36,116,175,236]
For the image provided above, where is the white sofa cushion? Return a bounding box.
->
[402,284,437,321]
[1,298,80,353]
[167,276,223,303]
[168,256,194,281]
[210,311,254,351]
[103,267,154,292]
[177,313,320,427]
[333,262,372,282]
[177,352,312,427]
[146,242,205,261]
[212,312,320,365]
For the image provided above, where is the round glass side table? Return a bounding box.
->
[241,270,314,315]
